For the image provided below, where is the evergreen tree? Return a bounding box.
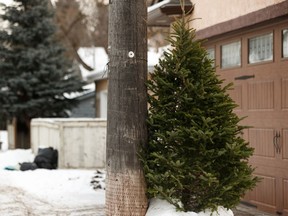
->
[141,15,259,212]
[0,0,83,147]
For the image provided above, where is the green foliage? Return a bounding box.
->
[141,16,259,212]
[0,0,83,122]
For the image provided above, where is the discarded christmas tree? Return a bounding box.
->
[141,15,259,212]
[0,0,83,148]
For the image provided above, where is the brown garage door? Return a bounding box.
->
[222,56,288,215]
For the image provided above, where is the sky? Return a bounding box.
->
[0,146,233,216]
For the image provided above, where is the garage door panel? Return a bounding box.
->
[246,175,276,207]
[248,81,274,110]
[229,84,242,110]
[282,79,288,110]
[284,179,288,210]
[249,128,275,157]
[283,129,288,160]
[283,179,288,215]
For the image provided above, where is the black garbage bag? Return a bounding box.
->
[20,162,38,171]
[34,147,58,169]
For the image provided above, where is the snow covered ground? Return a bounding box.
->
[147,199,233,216]
[0,148,233,216]
[0,130,8,151]
[0,149,105,215]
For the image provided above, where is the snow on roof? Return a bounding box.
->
[85,46,168,82]
[50,0,58,7]
[148,46,168,66]
[77,47,109,80]
[64,83,95,99]
[0,0,13,5]
[147,0,171,13]
[31,118,106,124]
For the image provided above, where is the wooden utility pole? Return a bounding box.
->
[106,0,148,215]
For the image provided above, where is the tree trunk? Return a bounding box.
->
[106,0,148,215]
[16,117,31,149]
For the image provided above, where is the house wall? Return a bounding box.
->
[95,79,108,118]
[191,0,286,31]
[70,96,95,118]
[31,118,106,168]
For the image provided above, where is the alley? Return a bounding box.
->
[0,186,105,216]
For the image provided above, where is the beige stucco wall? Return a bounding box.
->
[190,0,286,30]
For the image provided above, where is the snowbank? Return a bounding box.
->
[0,130,8,151]
[0,169,105,207]
[146,198,234,216]
[0,149,104,208]
[0,149,34,169]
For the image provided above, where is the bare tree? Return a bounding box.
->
[53,0,109,74]
[53,0,167,77]
[76,0,108,51]
[54,0,93,72]
[106,0,148,215]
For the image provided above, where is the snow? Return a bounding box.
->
[64,82,95,99]
[148,46,168,66]
[50,0,58,7]
[77,47,109,79]
[147,0,170,13]
[146,198,233,216]
[0,0,13,5]
[0,149,105,214]
[0,149,34,170]
[0,149,233,216]
[79,46,167,82]
[0,130,8,151]
[148,48,162,66]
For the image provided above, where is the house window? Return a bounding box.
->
[248,33,273,64]
[221,41,241,69]
[283,29,288,58]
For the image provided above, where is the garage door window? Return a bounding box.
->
[249,33,273,64]
[283,29,288,58]
[221,41,241,69]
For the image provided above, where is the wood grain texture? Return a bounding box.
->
[106,0,148,215]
